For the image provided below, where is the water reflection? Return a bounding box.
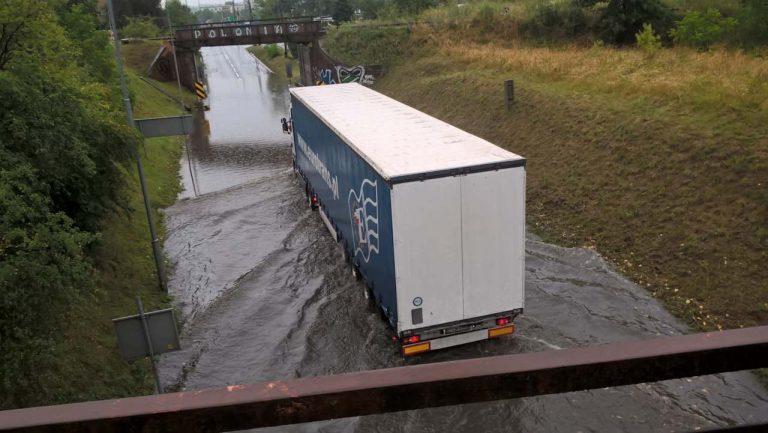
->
[179,45,292,199]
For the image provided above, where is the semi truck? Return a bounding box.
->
[290,83,526,356]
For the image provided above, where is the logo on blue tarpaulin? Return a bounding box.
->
[297,133,339,200]
[348,179,379,262]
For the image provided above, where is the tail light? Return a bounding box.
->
[496,317,509,326]
[402,335,420,344]
[311,195,318,204]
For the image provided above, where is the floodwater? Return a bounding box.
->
[158,45,768,432]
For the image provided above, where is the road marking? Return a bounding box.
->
[220,48,240,79]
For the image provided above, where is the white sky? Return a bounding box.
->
[177,0,248,6]
[160,0,248,7]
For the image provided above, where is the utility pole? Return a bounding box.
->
[106,0,168,292]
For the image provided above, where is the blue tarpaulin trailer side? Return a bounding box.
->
[291,98,399,325]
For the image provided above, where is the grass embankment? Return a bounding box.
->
[123,40,198,109]
[247,45,301,83]
[326,26,768,337]
[44,45,187,404]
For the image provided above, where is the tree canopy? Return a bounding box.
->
[165,0,197,27]
[0,0,138,408]
[113,0,162,26]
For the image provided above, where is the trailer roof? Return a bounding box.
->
[290,84,525,182]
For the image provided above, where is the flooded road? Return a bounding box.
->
[158,45,768,432]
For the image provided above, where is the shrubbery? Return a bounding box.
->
[596,0,675,44]
[736,0,768,48]
[0,0,136,408]
[636,22,662,54]
[0,161,95,407]
[444,0,764,50]
[519,0,675,45]
[264,44,280,59]
[670,8,737,50]
[523,2,591,40]
[121,16,161,38]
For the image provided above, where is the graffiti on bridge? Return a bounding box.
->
[314,66,375,86]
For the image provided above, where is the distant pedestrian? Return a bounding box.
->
[281,117,289,134]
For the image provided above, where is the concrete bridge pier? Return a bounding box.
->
[148,42,199,92]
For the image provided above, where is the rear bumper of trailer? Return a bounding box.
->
[402,323,516,356]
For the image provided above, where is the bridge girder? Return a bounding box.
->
[173,20,323,50]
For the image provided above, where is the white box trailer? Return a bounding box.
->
[290,83,525,356]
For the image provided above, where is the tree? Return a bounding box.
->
[112,0,161,27]
[333,0,354,23]
[596,0,675,45]
[0,0,57,71]
[670,9,737,50]
[0,70,135,231]
[393,0,436,16]
[55,0,116,83]
[195,8,218,23]
[355,0,387,19]
[0,160,95,408]
[738,0,768,47]
[121,15,161,37]
[164,0,197,27]
[0,0,136,409]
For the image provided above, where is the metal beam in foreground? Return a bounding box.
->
[1,326,766,433]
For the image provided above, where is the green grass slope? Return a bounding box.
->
[327,25,768,334]
[40,52,187,405]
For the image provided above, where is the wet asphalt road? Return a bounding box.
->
[158,45,768,432]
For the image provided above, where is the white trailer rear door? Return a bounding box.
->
[392,177,464,330]
[460,168,525,318]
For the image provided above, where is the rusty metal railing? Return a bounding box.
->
[1,326,767,432]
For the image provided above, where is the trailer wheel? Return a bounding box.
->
[342,242,351,263]
[341,246,349,263]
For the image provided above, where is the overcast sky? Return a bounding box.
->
[176,0,249,6]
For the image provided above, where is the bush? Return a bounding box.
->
[596,0,676,45]
[325,26,411,67]
[636,22,662,54]
[264,44,280,59]
[393,0,437,16]
[737,0,768,48]
[0,71,135,231]
[523,2,591,40]
[472,4,496,33]
[0,162,94,408]
[121,16,161,39]
[670,8,737,50]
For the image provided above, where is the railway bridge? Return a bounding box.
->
[149,18,379,90]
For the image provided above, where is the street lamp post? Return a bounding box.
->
[106,0,168,292]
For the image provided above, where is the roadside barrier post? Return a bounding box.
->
[505,79,515,111]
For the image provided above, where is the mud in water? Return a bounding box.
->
[158,45,768,432]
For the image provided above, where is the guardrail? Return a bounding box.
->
[1,326,766,432]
